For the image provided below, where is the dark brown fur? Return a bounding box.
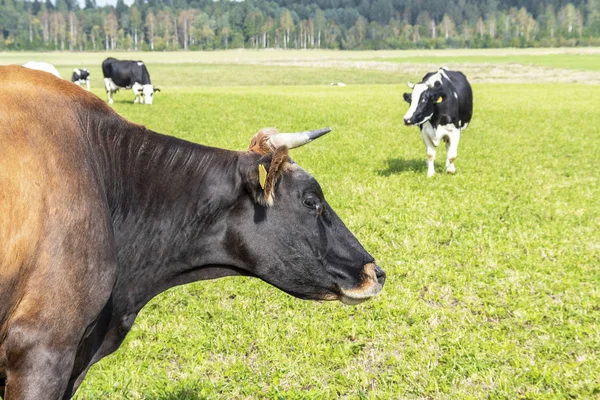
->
[262,147,291,205]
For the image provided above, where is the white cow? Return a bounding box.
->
[23,62,61,79]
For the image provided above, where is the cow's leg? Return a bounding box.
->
[103,78,114,104]
[4,289,114,400]
[425,144,436,177]
[444,127,461,174]
[3,250,116,399]
[3,294,113,400]
[421,124,437,177]
[69,313,135,396]
[132,83,141,104]
[3,323,79,400]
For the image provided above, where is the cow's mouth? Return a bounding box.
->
[339,284,384,304]
[263,263,385,304]
[338,263,385,305]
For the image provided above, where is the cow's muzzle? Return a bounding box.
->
[404,118,414,126]
[339,263,385,305]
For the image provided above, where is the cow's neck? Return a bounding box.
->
[96,121,246,314]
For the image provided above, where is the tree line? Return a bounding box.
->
[1,0,600,51]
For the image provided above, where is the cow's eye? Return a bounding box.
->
[303,196,319,209]
[303,196,324,216]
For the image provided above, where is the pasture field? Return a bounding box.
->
[4,48,600,86]
[1,50,599,399]
[371,53,600,71]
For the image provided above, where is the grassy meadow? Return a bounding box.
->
[1,50,599,399]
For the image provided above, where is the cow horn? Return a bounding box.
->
[407,81,415,89]
[267,128,331,150]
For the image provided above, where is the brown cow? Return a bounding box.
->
[0,66,385,399]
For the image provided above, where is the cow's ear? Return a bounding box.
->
[403,93,411,104]
[248,127,278,155]
[262,147,290,206]
[245,147,291,207]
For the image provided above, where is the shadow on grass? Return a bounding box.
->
[151,389,206,400]
[110,99,137,105]
[378,158,426,176]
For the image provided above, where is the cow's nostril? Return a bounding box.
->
[374,265,386,286]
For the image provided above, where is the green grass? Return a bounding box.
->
[6,51,598,399]
[95,64,403,89]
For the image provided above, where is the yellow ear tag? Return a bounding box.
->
[259,164,267,190]
[437,96,443,103]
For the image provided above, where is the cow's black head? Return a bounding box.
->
[228,129,385,305]
[403,81,443,126]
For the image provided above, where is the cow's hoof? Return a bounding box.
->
[108,100,113,104]
[427,171,435,178]
[446,164,456,174]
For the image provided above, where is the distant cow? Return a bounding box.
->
[22,61,61,78]
[71,68,90,91]
[403,67,473,177]
[102,57,159,104]
[0,66,385,399]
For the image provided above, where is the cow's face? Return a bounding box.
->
[141,84,156,104]
[403,82,441,126]
[231,148,385,305]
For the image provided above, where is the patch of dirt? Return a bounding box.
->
[251,59,600,84]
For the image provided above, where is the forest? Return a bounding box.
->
[1,0,600,51]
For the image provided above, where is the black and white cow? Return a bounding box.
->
[403,67,473,177]
[102,57,159,105]
[71,68,90,91]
